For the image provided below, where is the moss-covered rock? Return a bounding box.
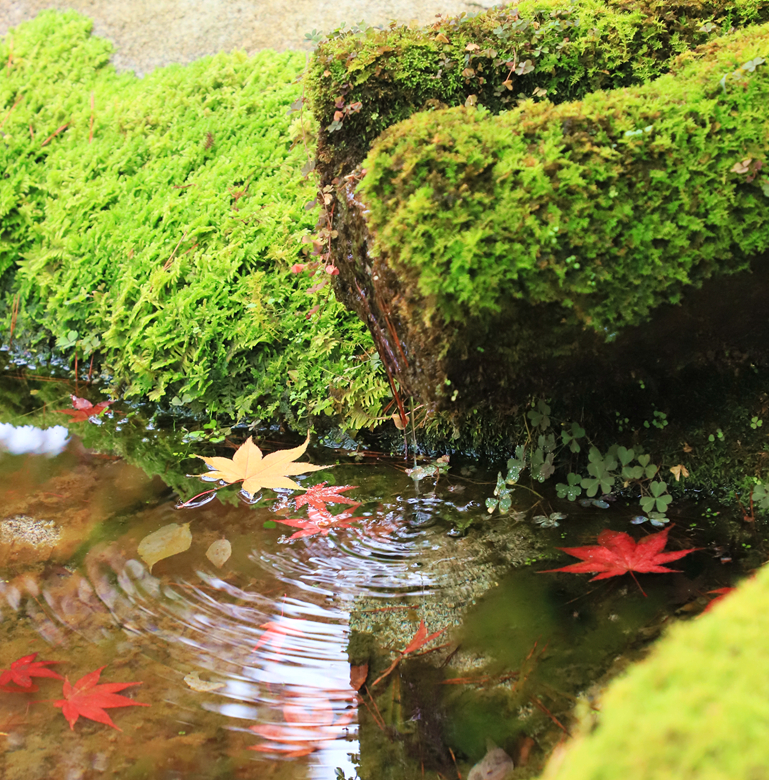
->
[351,23,769,411]
[0,11,390,429]
[309,0,769,179]
[540,564,769,780]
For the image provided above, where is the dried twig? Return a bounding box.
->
[0,94,24,131]
[41,122,69,147]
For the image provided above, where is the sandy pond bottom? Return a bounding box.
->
[0,394,742,780]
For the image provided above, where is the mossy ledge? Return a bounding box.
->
[309,0,769,180]
[333,23,769,418]
[0,11,391,430]
[307,0,769,417]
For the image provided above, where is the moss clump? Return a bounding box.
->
[0,11,390,429]
[541,564,769,780]
[308,0,769,176]
[355,24,769,406]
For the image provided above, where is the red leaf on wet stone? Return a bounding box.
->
[276,505,364,540]
[295,482,360,511]
[541,526,698,586]
[0,652,63,691]
[53,666,149,730]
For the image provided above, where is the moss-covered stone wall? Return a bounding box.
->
[0,11,391,429]
[305,0,769,424]
[350,24,769,411]
[309,0,769,179]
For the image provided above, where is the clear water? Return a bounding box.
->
[0,354,741,779]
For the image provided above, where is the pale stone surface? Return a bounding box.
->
[0,0,497,76]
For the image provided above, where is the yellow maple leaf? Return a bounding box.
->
[669,464,690,482]
[195,435,324,495]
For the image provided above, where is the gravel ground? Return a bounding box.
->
[0,0,497,75]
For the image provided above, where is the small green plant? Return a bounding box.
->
[708,429,726,442]
[640,480,673,515]
[490,399,671,523]
[750,416,763,429]
[643,410,668,430]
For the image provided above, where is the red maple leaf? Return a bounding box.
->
[252,619,306,654]
[372,619,449,686]
[541,526,698,595]
[295,482,360,511]
[55,395,112,423]
[703,586,737,613]
[248,693,355,756]
[276,505,363,540]
[53,666,149,730]
[0,653,63,692]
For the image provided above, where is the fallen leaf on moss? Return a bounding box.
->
[372,619,449,686]
[350,664,368,691]
[669,464,690,481]
[195,435,324,495]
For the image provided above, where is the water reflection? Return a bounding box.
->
[0,422,69,456]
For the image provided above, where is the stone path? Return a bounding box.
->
[1,0,497,75]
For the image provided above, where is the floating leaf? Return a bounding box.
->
[54,395,113,423]
[195,434,324,494]
[138,522,192,571]
[541,526,698,595]
[205,539,231,568]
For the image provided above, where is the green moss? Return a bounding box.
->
[541,564,769,780]
[0,11,390,429]
[308,0,769,175]
[360,24,769,335]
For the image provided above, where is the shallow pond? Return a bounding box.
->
[0,353,750,779]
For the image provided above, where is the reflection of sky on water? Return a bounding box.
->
[0,422,69,456]
[92,549,359,779]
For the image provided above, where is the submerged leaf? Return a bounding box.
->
[138,522,192,571]
[205,539,231,568]
[183,671,226,692]
[0,653,63,690]
[53,666,149,730]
